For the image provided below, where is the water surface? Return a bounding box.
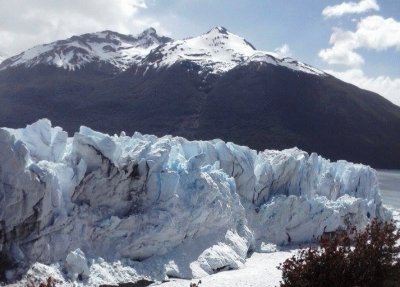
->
[377,169,400,209]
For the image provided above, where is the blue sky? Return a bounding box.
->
[140,0,400,100]
[144,0,358,70]
[0,0,399,104]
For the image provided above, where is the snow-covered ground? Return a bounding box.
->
[159,249,296,287]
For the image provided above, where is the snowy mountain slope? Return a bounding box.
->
[0,28,171,71]
[145,27,324,75]
[0,119,389,285]
[144,26,257,74]
[0,27,324,75]
[245,52,324,75]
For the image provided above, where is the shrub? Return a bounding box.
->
[190,280,202,287]
[27,276,57,287]
[278,220,400,287]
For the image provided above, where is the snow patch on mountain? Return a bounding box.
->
[146,26,256,74]
[0,28,171,71]
[0,27,325,76]
[246,52,325,75]
[0,119,389,286]
[146,27,324,76]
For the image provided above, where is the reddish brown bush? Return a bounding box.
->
[190,280,202,287]
[27,276,58,287]
[279,220,400,287]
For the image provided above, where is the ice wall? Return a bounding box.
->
[0,119,389,284]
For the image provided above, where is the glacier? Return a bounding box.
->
[0,119,390,286]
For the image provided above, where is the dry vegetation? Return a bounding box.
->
[279,220,400,287]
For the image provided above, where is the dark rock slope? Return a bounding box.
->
[0,28,399,168]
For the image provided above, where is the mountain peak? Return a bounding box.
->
[136,27,171,47]
[140,27,157,36]
[203,26,256,51]
[0,53,6,64]
[207,26,229,35]
[144,26,259,74]
[0,28,171,72]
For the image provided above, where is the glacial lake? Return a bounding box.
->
[377,170,400,209]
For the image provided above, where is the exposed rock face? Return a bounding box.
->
[0,120,390,285]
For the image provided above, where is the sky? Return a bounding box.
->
[0,0,399,105]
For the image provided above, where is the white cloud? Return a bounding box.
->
[322,0,379,18]
[0,0,162,55]
[320,11,400,107]
[319,28,364,66]
[319,16,400,67]
[356,16,400,51]
[326,69,400,106]
[274,44,291,58]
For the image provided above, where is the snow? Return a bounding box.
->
[0,27,325,76]
[245,52,325,75]
[147,27,324,76]
[158,249,295,287]
[0,29,167,71]
[147,27,256,74]
[0,119,390,286]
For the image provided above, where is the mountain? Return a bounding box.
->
[0,28,171,72]
[0,27,399,168]
[0,27,319,75]
[143,26,322,75]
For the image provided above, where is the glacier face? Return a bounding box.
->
[0,120,389,285]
